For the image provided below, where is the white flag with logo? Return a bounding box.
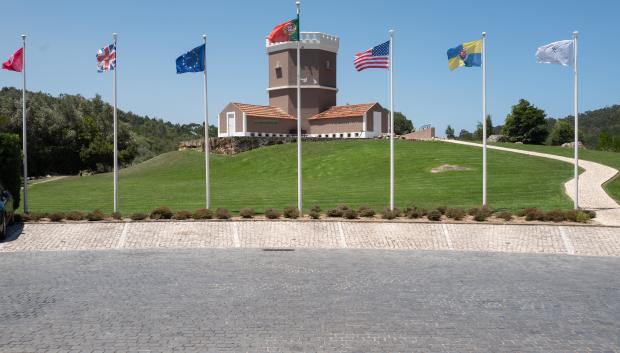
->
[536,40,574,66]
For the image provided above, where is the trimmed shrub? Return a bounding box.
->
[524,208,545,221]
[446,208,465,220]
[173,210,192,220]
[265,208,281,219]
[150,206,173,220]
[309,210,321,219]
[575,211,591,223]
[193,208,213,220]
[239,208,255,219]
[406,207,422,219]
[310,205,321,213]
[215,208,231,220]
[358,206,376,218]
[130,212,148,221]
[496,211,513,221]
[14,213,27,223]
[327,208,344,217]
[65,211,84,221]
[111,212,122,220]
[283,206,300,219]
[564,209,579,222]
[48,212,65,222]
[337,204,351,212]
[436,206,448,215]
[86,209,105,221]
[473,211,488,222]
[544,209,566,222]
[427,210,442,221]
[342,209,358,219]
[29,212,47,221]
[0,133,23,209]
[583,210,597,219]
[468,208,479,216]
[381,208,399,220]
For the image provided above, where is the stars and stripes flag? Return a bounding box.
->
[354,41,390,71]
[97,43,116,72]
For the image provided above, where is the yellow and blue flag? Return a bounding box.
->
[447,40,482,71]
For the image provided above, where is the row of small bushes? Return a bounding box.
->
[16,205,596,223]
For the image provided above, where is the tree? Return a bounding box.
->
[473,115,493,141]
[502,99,549,144]
[393,112,414,135]
[458,129,473,141]
[208,124,218,138]
[549,120,574,145]
[0,133,22,208]
[445,125,455,139]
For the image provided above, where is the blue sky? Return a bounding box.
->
[1,0,618,135]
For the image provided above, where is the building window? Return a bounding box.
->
[258,133,262,137]
[250,133,255,137]
[340,134,344,138]
[347,133,351,138]
[354,133,359,137]
[325,60,331,70]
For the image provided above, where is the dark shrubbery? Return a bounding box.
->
[173,210,192,220]
[130,212,148,221]
[544,209,566,222]
[583,210,596,219]
[524,208,545,221]
[342,209,358,219]
[436,206,448,215]
[427,210,442,221]
[48,212,65,222]
[65,211,84,221]
[445,208,465,220]
[468,208,479,216]
[0,133,23,208]
[239,208,255,219]
[575,211,591,223]
[381,208,399,220]
[150,206,173,220]
[309,210,320,219]
[310,205,321,213]
[265,208,281,219]
[406,207,422,219]
[358,205,376,218]
[283,206,300,219]
[86,209,105,221]
[215,208,231,220]
[327,208,344,217]
[29,212,47,221]
[192,208,213,220]
[14,213,27,222]
[496,211,513,221]
[337,204,351,212]
[112,212,122,220]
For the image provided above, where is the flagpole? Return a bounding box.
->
[481,32,487,207]
[203,34,211,209]
[573,31,579,210]
[112,32,118,213]
[21,34,29,214]
[296,0,302,214]
[389,29,394,211]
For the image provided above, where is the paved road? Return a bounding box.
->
[443,139,620,226]
[1,249,619,352]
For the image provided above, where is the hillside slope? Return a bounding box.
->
[23,140,574,213]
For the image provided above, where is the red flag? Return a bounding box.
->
[2,48,24,72]
[267,19,299,43]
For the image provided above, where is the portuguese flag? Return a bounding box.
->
[267,17,299,43]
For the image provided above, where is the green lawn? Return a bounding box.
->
[492,143,620,203]
[21,140,575,214]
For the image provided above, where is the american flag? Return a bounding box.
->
[354,40,390,72]
[97,43,116,72]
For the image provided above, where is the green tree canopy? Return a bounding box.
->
[549,120,574,146]
[502,99,549,144]
[445,125,455,139]
[0,133,22,208]
[393,112,414,135]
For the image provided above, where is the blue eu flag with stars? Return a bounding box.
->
[176,44,205,74]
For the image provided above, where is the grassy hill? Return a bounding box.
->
[21,140,576,214]
[493,142,620,203]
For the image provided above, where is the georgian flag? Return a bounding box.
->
[536,40,574,67]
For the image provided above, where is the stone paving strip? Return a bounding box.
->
[1,221,619,257]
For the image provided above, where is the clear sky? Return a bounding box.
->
[1,0,619,135]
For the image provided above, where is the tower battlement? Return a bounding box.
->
[266,32,339,53]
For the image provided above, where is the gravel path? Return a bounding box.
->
[443,139,620,226]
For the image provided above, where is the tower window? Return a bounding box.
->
[325,60,331,70]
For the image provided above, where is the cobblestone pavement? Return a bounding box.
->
[0,249,618,352]
[2,221,620,257]
[444,139,620,226]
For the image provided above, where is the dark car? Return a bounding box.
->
[0,183,15,241]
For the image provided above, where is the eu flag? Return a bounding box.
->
[176,44,205,74]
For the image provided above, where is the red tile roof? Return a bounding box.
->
[232,103,295,120]
[309,103,377,120]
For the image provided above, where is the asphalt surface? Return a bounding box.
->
[0,249,619,352]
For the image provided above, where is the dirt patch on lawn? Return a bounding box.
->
[431,164,473,173]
